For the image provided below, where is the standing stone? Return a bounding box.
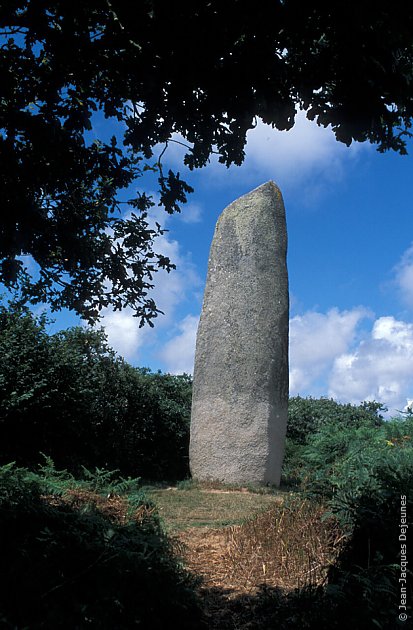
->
[189,181,289,486]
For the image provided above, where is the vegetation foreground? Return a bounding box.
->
[0,305,412,628]
[1,451,412,629]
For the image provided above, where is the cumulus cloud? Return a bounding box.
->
[159,315,199,374]
[159,306,370,382]
[289,307,370,393]
[102,309,151,361]
[329,316,413,412]
[147,234,200,318]
[394,242,413,309]
[237,113,371,205]
[139,300,413,414]
[100,252,200,361]
[290,307,413,412]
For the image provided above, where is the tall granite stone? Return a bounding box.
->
[189,181,289,486]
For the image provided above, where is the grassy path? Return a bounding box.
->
[146,485,283,530]
[144,485,343,629]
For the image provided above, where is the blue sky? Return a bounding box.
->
[45,112,413,415]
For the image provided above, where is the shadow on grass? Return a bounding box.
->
[196,584,326,630]
[196,580,409,630]
[0,470,204,630]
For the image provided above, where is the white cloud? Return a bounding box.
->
[245,112,353,178]
[158,306,371,384]
[290,307,413,413]
[102,309,150,361]
[136,298,413,415]
[328,316,413,413]
[373,316,413,347]
[177,202,203,224]
[289,307,370,393]
[147,234,198,318]
[159,314,199,374]
[238,113,370,201]
[394,242,413,309]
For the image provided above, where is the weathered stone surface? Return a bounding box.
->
[189,181,289,486]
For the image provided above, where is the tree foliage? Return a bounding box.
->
[0,302,192,479]
[1,1,412,319]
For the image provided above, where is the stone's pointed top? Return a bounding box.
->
[239,181,283,203]
[254,180,280,192]
[224,181,285,223]
[263,180,280,190]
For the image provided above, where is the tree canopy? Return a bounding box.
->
[1,1,412,322]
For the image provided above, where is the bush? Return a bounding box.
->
[112,366,192,480]
[0,462,203,629]
[292,414,412,629]
[255,414,413,629]
[296,415,412,504]
[282,397,386,487]
[279,401,413,629]
[0,302,52,464]
[287,396,385,445]
[323,460,413,629]
[0,301,191,480]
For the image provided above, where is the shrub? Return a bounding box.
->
[112,366,192,480]
[297,415,412,505]
[0,301,191,480]
[0,302,52,464]
[278,405,413,629]
[287,396,385,445]
[301,415,412,628]
[322,448,413,630]
[252,414,413,629]
[282,397,386,488]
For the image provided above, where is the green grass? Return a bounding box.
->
[144,484,284,531]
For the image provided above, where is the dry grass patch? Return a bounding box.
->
[222,497,345,591]
[177,496,345,597]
